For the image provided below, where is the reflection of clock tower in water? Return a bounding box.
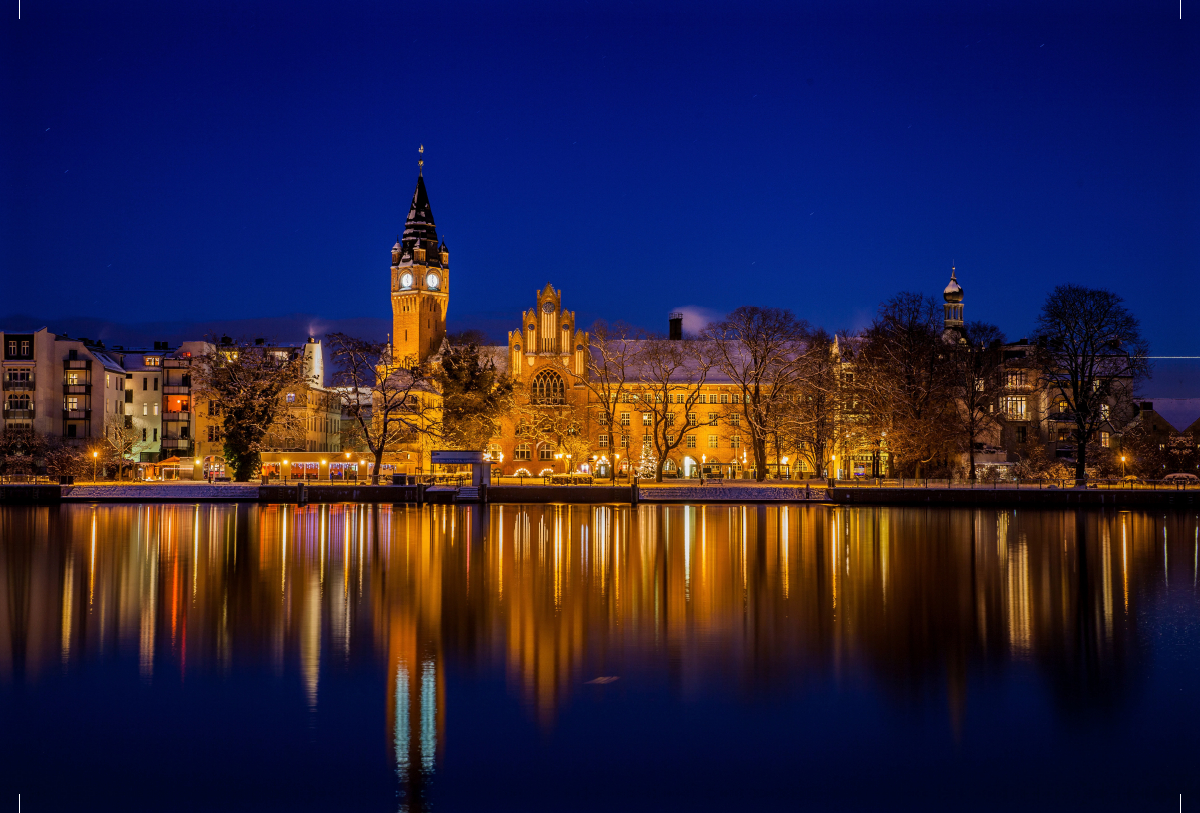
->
[391,147,449,365]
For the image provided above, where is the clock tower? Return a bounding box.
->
[391,152,449,365]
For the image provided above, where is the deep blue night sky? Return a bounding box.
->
[3,0,1197,351]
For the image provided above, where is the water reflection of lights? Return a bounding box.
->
[6,503,1198,802]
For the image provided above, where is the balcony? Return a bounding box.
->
[3,407,35,419]
[65,359,91,370]
[161,437,191,450]
[163,385,189,395]
[2,378,34,391]
[162,411,191,422]
[1047,411,1076,423]
[63,409,91,421]
[63,383,92,395]
[164,358,191,368]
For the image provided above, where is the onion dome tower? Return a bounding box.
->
[942,267,966,344]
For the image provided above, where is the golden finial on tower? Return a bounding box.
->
[418,144,424,176]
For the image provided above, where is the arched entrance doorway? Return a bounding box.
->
[682,456,698,477]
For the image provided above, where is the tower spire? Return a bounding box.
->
[418,144,424,177]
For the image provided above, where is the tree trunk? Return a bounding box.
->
[1075,422,1088,485]
[655,458,664,483]
[372,446,384,485]
[754,439,767,482]
[968,441,976,482]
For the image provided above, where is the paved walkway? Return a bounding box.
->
[64,483,260,500]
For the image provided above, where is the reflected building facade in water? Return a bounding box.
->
[1,503,1196,808]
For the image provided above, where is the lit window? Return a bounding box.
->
[1003,396,1027,419]
[708,412,718,425]
[731,435,742,448]
[730,414,740,427]
[599,434,608,447]
[531,369,565,405]
[686,434,696,448]
[642,413,651,426]
[688,413,697,426]
[620,412,630,426]
[286,393,295,403]
[1100,431,1110,448]
[720,393,729,404]
[708,435,718,448]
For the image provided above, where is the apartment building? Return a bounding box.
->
[2,328,128,445]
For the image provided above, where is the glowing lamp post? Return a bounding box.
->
[282,459,289,483]
[1121,456,1126,479]
[92,451,98,483]
[614,453,620,483]
[701,454,706,486]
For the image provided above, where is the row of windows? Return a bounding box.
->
[598,433,742,449]
[617,411,738,427]
[618,392,740,404]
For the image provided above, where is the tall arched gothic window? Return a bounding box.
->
[531,369,565,405]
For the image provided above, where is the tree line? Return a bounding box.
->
[77,282,1147,485]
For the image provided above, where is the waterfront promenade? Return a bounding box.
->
[1,478,1197,508]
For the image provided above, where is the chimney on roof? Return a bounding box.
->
[669,312,683,341]
[255,338,265,346]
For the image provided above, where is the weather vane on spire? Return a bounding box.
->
[418,144,424,176]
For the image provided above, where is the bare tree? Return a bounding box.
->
[0,428,45,480]
[853,293,956,478]
[778,328,844,478]
[326,332,440,484]
[634,335,715,482]
[704,307,810,481]
[104,410,144,479]
[947,321,1007,481]
[192,338,312,481]
[1033,284,1149,483]
[569,320,644,469]
[510,375,592,475]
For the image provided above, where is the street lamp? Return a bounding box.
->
[92,450,98,483]
[701,453,706,486]
[1121,455,1126,478]
[614,453,620,483]
[282,459,289,483]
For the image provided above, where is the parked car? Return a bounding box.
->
[1162,473,1199,483]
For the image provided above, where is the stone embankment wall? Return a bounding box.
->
[827,486,1199,509]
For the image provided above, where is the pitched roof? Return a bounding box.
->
[1144,398,1200,433]
[401,175,438,251]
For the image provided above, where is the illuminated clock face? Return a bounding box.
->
[400,272,413,289]
[426,272,440,289]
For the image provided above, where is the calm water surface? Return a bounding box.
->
[2,503,1198,811]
